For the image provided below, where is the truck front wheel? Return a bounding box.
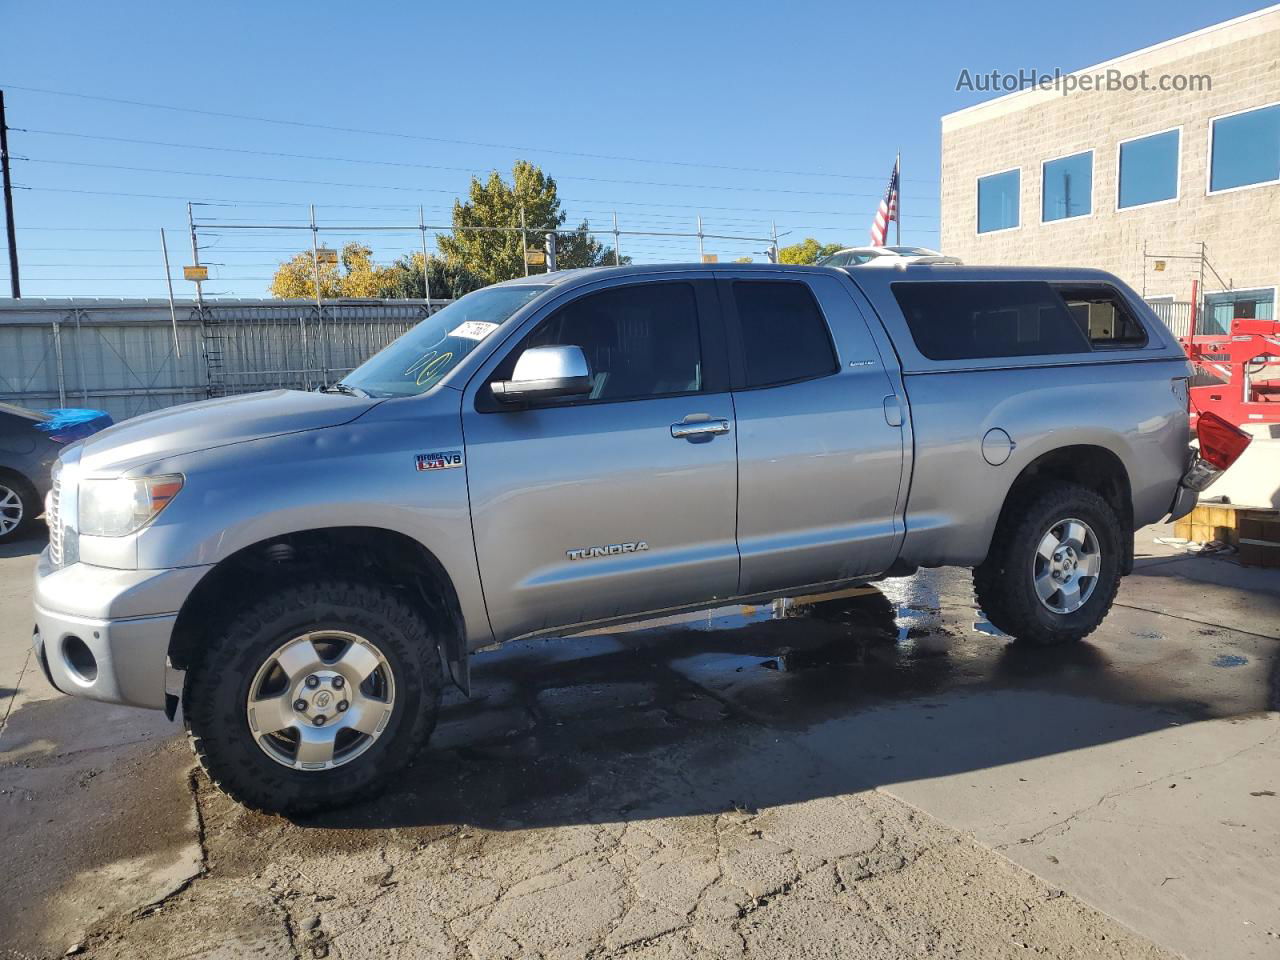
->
[184,580,442,814]
[973,483,1123,646]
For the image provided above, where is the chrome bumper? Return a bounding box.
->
[31,549,210,710]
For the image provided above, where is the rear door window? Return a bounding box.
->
[891,281,1091,360]
[731,280,839,387]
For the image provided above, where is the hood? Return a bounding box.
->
[76,389,379,476]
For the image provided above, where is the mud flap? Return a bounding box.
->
[438,636,470,697]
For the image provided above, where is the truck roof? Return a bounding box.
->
[494,262,1135,293]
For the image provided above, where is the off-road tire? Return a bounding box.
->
[184,580,442,815]
[974,482,1123,646]
[0,472,39,544]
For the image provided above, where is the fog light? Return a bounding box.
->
[62,635,98,684]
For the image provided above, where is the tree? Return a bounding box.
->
[437,161,626,283]
[377,253,485,301]
[778,237,847,265]
[269,242,394,299]
[270,251,342,299]
[270,243,486,301]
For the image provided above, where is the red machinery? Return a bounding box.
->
[1179,314,1280,430]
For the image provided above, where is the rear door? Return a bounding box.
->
[461,276,739,641]
[718,270,905,595]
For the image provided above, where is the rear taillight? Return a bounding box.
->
[1196,411,1251,471]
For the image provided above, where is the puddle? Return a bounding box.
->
[972,616,1008,639]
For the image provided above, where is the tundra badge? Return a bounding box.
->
[567,542,649,561]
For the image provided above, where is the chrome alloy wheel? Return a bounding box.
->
[0,484,23,537]
[1032,517,1101,615]
[245,630,396,770]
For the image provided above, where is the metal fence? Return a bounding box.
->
[0,294,1223,423]
[1145,300,1195,338]
[0,298,443,422]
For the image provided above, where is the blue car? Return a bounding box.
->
[0,403,113,542]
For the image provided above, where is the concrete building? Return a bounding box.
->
[940,5,1280,335]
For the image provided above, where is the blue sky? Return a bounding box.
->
[1,0,1268,298]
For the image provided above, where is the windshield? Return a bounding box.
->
[816,251,877,266]
[342,285,548,397]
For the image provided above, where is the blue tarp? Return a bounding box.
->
[33,407,114,442]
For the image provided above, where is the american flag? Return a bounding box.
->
[869,159,900,246]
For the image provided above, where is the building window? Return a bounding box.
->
[1042,151,1092,221]
[1203,289,1275,335]
[1118,129,1180,208]
[1210,104,1280,192]
[977,169,1020,233]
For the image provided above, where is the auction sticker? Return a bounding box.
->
[449,321,499,341]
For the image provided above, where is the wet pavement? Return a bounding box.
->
[0,524,1277,959]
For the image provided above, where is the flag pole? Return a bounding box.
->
[895,150,902,246]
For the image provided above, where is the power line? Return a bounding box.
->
[18,225,188,232]
[18,156,934,201]
[16,184,462,214]
[15,128,940,199]
[1,83,936,184]
[16,181,939,221]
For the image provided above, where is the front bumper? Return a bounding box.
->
[31,550,210,710]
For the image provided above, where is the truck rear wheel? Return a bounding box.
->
[184,580,442,815]
[973,482,1122,646]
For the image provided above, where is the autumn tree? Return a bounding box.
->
[437,161,626,283]
[269,243,394,299]
[777,237,847,265]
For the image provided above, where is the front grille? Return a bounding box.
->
[48,473,63,566]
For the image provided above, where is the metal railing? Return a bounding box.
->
[1144,300,1198,338]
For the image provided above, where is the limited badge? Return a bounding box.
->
[449,321,499,341]
[416,450,463,471]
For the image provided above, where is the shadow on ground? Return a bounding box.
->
[0,522,47,559]
[290,567,1280,834]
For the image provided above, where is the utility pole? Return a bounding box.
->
[520,206,529,277]
[0,91,21,298]
[160,228,181,358]
[418,205,433,314]
[187,202,203,307]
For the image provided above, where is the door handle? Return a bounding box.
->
[671,417,731,440]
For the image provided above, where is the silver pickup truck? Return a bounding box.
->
[32,263,1229,814]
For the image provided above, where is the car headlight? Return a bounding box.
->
[79,475,184,538]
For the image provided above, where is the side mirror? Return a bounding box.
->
[491,345,593,403]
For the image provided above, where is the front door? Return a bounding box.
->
[462,277,738,642]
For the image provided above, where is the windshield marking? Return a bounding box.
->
[405,351,454,386]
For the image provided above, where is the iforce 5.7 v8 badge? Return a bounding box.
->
[416,450,463,472]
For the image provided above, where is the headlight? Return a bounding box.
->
[79,475,184,538]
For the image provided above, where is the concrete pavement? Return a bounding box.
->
[0,523,1276,959]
